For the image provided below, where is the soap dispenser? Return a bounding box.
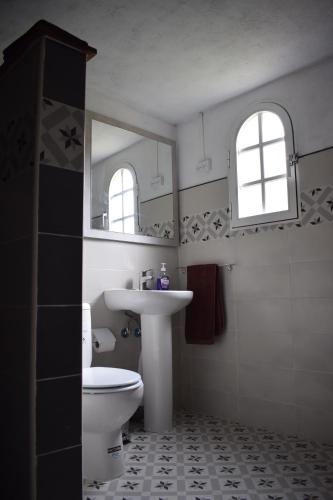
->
[156,262,170,290]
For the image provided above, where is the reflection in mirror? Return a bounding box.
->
[90,119,175,240]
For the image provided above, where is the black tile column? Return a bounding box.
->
[0,21,96,500]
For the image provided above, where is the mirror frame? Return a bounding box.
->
[84,110,179,246]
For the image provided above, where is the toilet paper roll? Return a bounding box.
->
[92,328,116,353]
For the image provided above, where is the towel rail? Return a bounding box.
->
[176,264,234,273]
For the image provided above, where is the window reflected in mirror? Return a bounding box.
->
[89,119,175,240]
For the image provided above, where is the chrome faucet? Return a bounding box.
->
[139,268,154,290]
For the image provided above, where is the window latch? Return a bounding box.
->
[288,153,298,168]
[227,150,231,169]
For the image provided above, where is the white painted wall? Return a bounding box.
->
[177,57,333,190]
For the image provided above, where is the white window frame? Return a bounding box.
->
[108,163,139,233]
[229,102,299,229]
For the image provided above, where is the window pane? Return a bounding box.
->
[265,178,288,213]
[237,148,261,186]
[123,168,134,189]
[236,113,259,151]
[109,170,122,196]
[124,216,135,234]
[110,219,123,232]
[110,194,122,221]
[262,111,284,142]
[123,189,134,216]
[238,183,263,218]
[263,141,287,178]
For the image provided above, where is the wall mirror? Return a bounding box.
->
[84,111,179,246]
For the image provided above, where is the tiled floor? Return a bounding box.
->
[83,411,333,500]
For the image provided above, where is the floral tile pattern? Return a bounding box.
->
[0,110,36,182]
[83,411,333,499]
[140,220,175,239]
[40,98,84,172]
[180,186,333,245]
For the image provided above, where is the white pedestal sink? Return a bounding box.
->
[104,288,193,432]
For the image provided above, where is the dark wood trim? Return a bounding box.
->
[1,20,97,77]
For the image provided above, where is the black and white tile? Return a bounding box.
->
[40,97,84,172]
[180,185,333,245]
[140,220,175,239]
[83,411,333,499]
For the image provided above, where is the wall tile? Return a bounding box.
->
[37,446,82,500]
[234,264,291,299]
[37,375,81,455]
[237,298,291,334]
[0,166,34,243]
[238,330,293,369]
[294,333,333,372]
[191,388,238,421]
[291,298,333,335]
[37,306,82,379]
[178,235,237,269]
[0,41,39,185]
[239,397,298,435]
[235,230,290,266]
[190,330,236,364]
[93,333,140,372]
[298,406,333,443]
[38,164,83,236]
[38,234,82,305]
[239,364,294,403]
[288,223,333,262]
[291,260,333,298]
[179,178,228,215]
[40,98,84,172]
[2,306,31,377]
[43,39,86,109]
[299,148,333,189]
[3,371,32,496]
[0,237,32,306]
[294,370,333,412]
[191,358,237,394]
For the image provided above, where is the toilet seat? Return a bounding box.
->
[83,367,142,394]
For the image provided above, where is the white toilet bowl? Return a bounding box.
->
[82,367,143,480]
[82,304,144,481]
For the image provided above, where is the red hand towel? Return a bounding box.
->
[185,264,224,344]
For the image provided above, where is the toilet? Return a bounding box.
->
[82,303,144,481]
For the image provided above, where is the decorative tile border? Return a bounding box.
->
[141,220,175,239]
[40,98,84,172]
[180,186,333,245]
[0,110,35,182]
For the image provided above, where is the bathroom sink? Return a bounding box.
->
[104,288,193,315]
[103,287,193,433]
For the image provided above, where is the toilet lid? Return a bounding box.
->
[83,367,141,389]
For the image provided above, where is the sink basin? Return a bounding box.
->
[104,288,193,315]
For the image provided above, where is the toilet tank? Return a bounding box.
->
[82,303,92,368]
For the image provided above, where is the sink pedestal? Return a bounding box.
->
[103,288,193,434]
[141,314,173,432]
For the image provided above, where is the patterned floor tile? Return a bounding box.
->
[185,477,213,492]
[83,410,333,500]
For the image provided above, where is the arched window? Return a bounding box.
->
[229,103,298,228]
[109,165,137,234]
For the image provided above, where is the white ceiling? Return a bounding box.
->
[1,0,333,124]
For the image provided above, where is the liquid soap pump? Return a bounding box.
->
[156,262,170,290]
